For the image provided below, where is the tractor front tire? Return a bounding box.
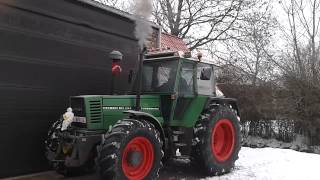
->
[45,119,96,176]
[45,118,63,155]
[97,119,163,180]
[192,106,241,176]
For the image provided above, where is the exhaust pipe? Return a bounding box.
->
[135,47,147,111]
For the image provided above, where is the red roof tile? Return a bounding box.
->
[161,33,190,52]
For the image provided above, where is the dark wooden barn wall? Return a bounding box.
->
[0,0,139,177]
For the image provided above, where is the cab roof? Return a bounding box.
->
[145,50,214,66]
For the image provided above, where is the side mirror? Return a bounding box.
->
[200,67,212,80]
[110,50,123,75]
[109,50,123,61]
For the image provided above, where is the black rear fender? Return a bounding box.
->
[123,110,166,149]
[205,97,240,117]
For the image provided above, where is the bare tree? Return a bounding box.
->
[152,0,246,51]
[280,0,320,84]
[230,0,277,86]
[94,0,131,12]
[277,0,320,145]
[95,0,255,53]
[210,0,277,86]
[95,0,117,6]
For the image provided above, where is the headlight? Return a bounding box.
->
[73,116,86,123]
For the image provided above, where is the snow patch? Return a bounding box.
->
[242,135,320,153]
[204,147,320,180]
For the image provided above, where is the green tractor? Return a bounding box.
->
[45,50,241,179]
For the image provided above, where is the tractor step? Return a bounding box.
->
[175,155,190,160]
[172,130,185,142]
[172,130,184,135]
[174,143,187,147]
[51,159,65,162]
[169,127,193,157]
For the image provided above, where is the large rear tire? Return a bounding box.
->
[97,119,163,180]
[192,106,241,175]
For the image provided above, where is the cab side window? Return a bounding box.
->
[179,63,194,96]
[197,63,214,95]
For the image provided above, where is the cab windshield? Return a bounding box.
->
[142,60,178,93]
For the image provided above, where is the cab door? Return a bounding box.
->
[172,61,196,122]
[170,61,212,127]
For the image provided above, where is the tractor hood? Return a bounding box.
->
[69,95,162,130]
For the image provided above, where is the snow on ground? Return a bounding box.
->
[11,147,320,180]
[242,135,311,151]
[207,147,320,180]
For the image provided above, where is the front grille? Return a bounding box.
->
[71,121,86,128]
[70,97,85,117]
[70,97,86,128]
[89,100,102,123]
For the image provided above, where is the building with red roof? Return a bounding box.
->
[160,33,190,53]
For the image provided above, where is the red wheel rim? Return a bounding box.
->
[122,137,154,180]
[211,119,235,162]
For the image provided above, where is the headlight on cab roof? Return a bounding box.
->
[73,116,86,123]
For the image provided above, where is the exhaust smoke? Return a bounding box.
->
[132,0,153,110]
[133,0,153,50]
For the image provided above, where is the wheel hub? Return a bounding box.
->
[126,150,143,167]
[122,137,154,180]
[211,119,235,162]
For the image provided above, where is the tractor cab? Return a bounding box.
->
[141,51,216,127]
[142,51,215,95]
